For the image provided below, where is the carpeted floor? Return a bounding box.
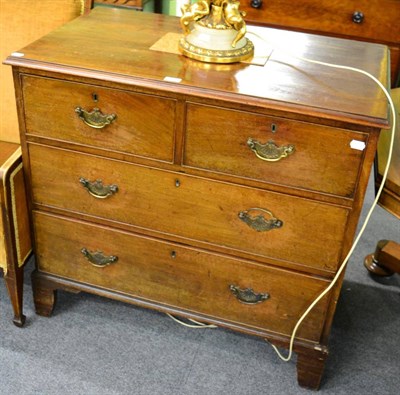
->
[1,177,399,395]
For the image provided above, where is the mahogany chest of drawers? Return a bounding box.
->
[241,0,400,86]
[5,7,389,389]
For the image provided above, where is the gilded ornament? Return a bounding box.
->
[179,0,254,63]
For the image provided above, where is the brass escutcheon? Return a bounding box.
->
[247,138,295,162]
[75,107,116,129]
[238,208,283,232]
[81,248,118,268]
[229,285,270,304]
[79,177,118,199]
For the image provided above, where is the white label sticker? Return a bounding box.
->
[350,140,366,151]
[11,52,25,57]
[163,76,182,83]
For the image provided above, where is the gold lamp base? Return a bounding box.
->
[179,35,254,64]
[179,1,254,64]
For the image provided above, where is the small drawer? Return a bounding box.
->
[184,103,367,198]
[22,75,176,162]
[240,0,400,44]
[33,211,330,342]
[29,144,349,272]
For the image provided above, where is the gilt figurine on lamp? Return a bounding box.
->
[179,0,254,63]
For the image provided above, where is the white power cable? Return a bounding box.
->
[247,31,397,361]
[167,313,218,328]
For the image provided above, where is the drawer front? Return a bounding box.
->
[184,103,367,198]
[34,211,330,341]
[29,144,349,271]
[22,76,176,162]
[241,0,400,44]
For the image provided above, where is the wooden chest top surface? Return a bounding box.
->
[5,7,389,128]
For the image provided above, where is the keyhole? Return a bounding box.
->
[92,93,99,102]
[170,251,177,259]
[271,123,277,133]
[175,179,181,187]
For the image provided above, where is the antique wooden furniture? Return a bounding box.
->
[0,142,32,326]
[0,0,94,325]
[240,0,400,87]
[375,88,400,220]
[365,240,400,277]
[365,88,400,277]
[5,8,389,389]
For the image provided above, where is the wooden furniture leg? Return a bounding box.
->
[31,271,58,317]
[364,240,400,276]
[296,347,329,390]
[0,142,32,326]
[3,264,25,326]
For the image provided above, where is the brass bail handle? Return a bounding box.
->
[75,107,117,129]
[81,248,118,268]
[79,177,118,199]
[229,285,270,304]
[238,207,283,232]
[247,138,295,162]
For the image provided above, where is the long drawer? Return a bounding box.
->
[29,144,349,272]
[184,103,367,198]
[22,75,176,162]
[33,211,330,342]
[240,0,400,44]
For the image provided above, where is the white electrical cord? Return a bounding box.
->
[167,313,218,328]
[246,31,397,361]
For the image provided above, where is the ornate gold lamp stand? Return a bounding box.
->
[179,0,254,63]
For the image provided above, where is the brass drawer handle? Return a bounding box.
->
[79,177,118,199]
[81,248,118,268]
[229,285,270,304]
[239,208,283,232]
[75,107,116,129]
[247,138,295,162]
